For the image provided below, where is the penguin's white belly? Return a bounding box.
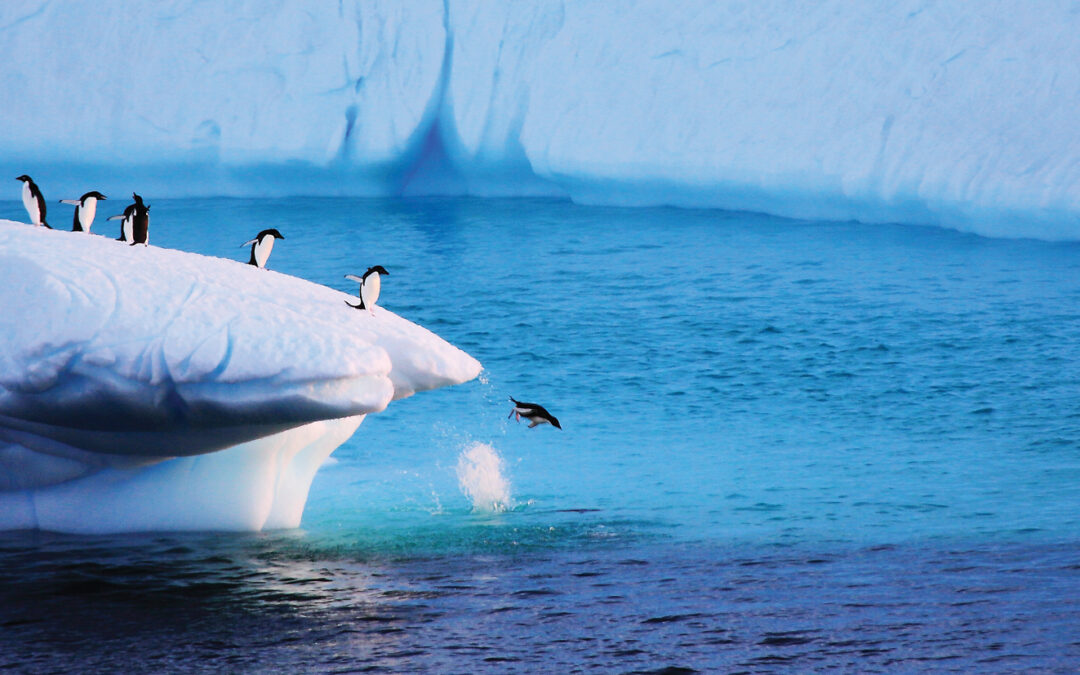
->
[122,215,133,242]
[80,198,97,232]
[22,184,38,224]
[362,274,381,308]
[254,237,274,268]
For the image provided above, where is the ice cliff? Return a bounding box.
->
[0,222,481,533]
[2,1,1079,238]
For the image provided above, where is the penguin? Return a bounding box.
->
[508,397,562,429]
[108,193,148,245]
[241,228,284,268]
[15,175,49,228]
[59,191,107,232]
[107,192,142,243]
[131,197,150,246]
[345,265,389,313]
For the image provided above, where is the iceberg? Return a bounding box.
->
[2,1,1080,238]
[0,222,481,533]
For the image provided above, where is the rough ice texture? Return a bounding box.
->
[2,1,1080,239]
[0,222,481,533]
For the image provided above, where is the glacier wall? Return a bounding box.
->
[2,1,1079,238]
[0,222,481,533]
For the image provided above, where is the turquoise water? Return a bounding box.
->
[2,198,1079,671]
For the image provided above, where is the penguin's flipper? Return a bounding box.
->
[528,420,540,428]
[240,239,257,248]
[345,299,366,310]
[59,199,81,205]
[107,214,124,221]
[344,274,364,284]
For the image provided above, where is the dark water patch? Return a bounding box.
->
[641,613,705,624]
[758,631,817,646]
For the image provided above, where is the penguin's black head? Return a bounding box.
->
[550,416,562,430]
[259,228,284,241]
[366,265,389,277]
[132,193,143,205]
[16,175,31,182]
[82,191,107,201]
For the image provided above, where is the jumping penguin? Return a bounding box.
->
[508,397,563,429]
[108,193,146,244]
[16,175,49,228]
[241,228,284,268]
[59,191,107,232]
[345,265,389,314]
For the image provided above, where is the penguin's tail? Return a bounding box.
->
[41,221,51,229]
[345,299,366,310]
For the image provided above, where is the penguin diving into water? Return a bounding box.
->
[241,228,284,268]
[108,193,147,244]
[59,191,107,232]
[16,175,49,228]
[508,397,563,429]
[345,265,389,314]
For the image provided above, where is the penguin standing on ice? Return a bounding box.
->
[130,197,150,246]
[106,192,139,241]
[60,191,107,232]
[241,228,284,268]
[345,265,389,314]
[107,193,143,242]
[508,397,562,429]
[16,175,49,228]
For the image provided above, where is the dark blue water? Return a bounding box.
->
[1,198,1079,672]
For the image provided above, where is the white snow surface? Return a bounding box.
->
[3,1,1080,238]
[0,221,481,533]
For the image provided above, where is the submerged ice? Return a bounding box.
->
[2,1,1080,238]
[0,223,481,533]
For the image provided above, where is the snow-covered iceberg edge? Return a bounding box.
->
[0,222,481,533]
[3,1,1080,239]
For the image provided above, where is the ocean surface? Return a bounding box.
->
[1,197,1079,673]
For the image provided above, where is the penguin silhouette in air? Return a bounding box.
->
[242,229,284,268]
[508,397,562,429]
[16,175,49,228]
[60,191,107,232]
[345,265,389,314]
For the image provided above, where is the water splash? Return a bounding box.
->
[456,442,512,512]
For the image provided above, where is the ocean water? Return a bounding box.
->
[1,197,1079,672]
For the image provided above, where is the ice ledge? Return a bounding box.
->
[0,416,364,534]
[0,222,481,533]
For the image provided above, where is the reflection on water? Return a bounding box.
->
[2,532,1077,672]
